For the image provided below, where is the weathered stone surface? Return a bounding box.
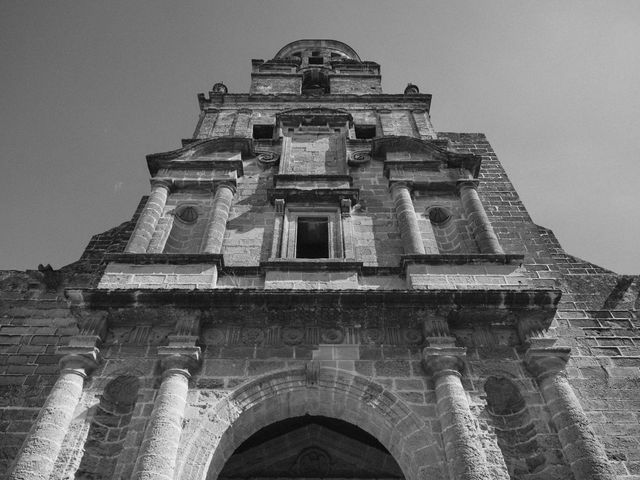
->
[2,39,635,480]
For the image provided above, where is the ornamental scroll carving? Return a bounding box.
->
[255,150,280,166]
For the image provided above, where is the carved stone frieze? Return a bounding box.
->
[201,324,423,346]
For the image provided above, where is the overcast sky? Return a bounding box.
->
[1,1,639,273]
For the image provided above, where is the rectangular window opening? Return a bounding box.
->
[308,57,324,65]
[253,124,275,139]
[296,217,329,258]
[355,124,376,139]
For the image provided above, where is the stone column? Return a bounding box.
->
[391,182,425,255]
[525,348,615,480]
[126,179,171,253]
[132,347,200,480]
[457,180,503,254]
[423,345,491,480]
[9,350,100,480]
[201,183,236,254]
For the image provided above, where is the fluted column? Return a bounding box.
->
[127,179,171,253]
[132,348,200,480]
[457,180,503,254]
[391,182,425,255]
[423,345,491,480]
[201,183,236,254]
[526,348,615,480]
[9,350,100,480]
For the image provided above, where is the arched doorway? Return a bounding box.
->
[174,367,447,480]
[219,415,404,479]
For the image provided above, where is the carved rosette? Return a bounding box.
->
[321,328,344,344]
[348,150,371,166]
[282,328,304,345]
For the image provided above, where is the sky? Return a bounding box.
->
[1,1,639,274]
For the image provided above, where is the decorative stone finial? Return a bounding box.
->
[404,83,419,94]
[212,82,228,94]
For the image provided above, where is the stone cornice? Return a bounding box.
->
[198,93,432,111]
[260,259,363,271]
[401,253,525,271]
[267,187,359,205]
[102,253,224,267]
[374,136,481,179]
[67,287,561,311]
[146,137,253,176]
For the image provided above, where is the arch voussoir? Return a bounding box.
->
[174,366,441,480]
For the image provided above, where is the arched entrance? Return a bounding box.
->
[174,367,446,480]
[219,415,403,479]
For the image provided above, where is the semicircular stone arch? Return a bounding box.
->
[175,367,445,480]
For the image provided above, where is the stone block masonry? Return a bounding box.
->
[2,39,639,480]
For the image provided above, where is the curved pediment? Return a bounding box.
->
[274,39,361,62]
[373,136,481,177]
[372,136,448,160]
[146,137,254,175]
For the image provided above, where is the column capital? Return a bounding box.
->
[389,180,412,193]
[57,347,102,378]
[455,179,479,193]
[422,346,467,378]
[215,181,237,194]
[158,346,202,377]
[150,178,172,190]
[524,346,571,380]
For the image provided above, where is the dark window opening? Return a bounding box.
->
[296,217,329,258]
[253,124,274,139]
[311,50,321,56]
[355,124,376,139]
[308,56,324,65]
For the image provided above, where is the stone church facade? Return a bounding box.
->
[2,39,639,479]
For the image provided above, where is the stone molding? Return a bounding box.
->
[158,346,202,377]
[421,345,466,379]
[524,346,572,380]
[57,348,102,377]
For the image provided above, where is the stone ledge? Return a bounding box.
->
[261,259,363,272]
[104,253,224,267]
[402,253,525,269]
[68,287,561,311]
[267,187,359,204]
